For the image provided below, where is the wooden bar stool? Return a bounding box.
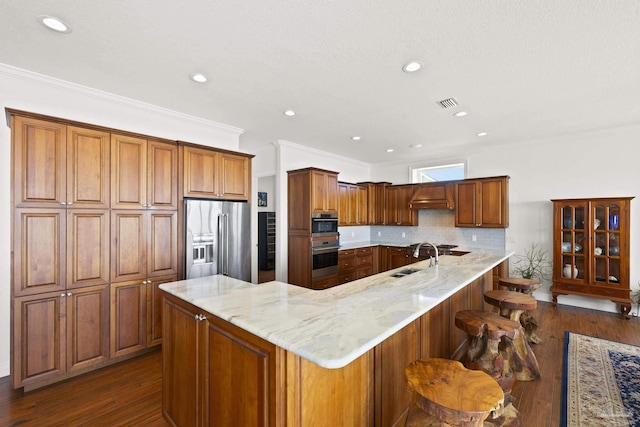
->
[484,289,542,344]
[405,358,505,427]
[455,309,539,383]
[497,278,541,344]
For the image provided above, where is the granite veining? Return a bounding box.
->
[160,249,512,369]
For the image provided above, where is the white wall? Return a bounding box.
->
[372,126,640,313]
[0,64,245,378]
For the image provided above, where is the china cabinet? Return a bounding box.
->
[551,197,633,318]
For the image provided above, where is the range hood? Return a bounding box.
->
[408,182,455,210]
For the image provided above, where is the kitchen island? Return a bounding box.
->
[160,249,512,427]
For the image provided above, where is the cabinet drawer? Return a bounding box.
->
[337,272,356,285]
[356,255,372,267]
[591,286,630,299]
[356,267,372,279]
[355,247,372,256]
[338,257,356,271]
[339,249,356,257]
[553,282,591,295]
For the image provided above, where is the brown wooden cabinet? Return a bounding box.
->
[551,197,634,317]
[111,135,178,210]
[13,285,110,390]
[357,182,389,225]
[386,185,417,226]
[12,117,110,209]
[338,247,375,284]
[387,246,411,269]
[454,176,509,228]
[338,182,368,225]
[182,145,251,201]
[110,210,177,283]
[310,168,339,214]
[110,280,147,358]
[162,292,281,426]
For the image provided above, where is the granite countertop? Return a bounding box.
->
[160,249,512,369]
[338,241,413,250]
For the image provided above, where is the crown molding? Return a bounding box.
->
[0,62,244,136]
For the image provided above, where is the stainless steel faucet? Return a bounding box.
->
[413,242,439,267]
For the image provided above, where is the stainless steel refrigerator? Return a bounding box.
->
[185,199,251,281]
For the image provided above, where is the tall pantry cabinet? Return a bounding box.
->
[10,113,178,390]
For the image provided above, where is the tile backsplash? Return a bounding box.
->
[339,210,505,250]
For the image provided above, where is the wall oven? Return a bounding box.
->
[311,212,339,236]
[311,236,339,279]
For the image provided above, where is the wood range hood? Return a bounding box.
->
[408,182,455,210]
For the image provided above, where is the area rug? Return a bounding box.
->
[562,331,640,426]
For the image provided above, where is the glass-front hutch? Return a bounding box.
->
[551,197,633,318]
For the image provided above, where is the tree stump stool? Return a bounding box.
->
[454,310,519,393]
[484,289,540,345]
[404,358,505,427]
[497,278,542,344]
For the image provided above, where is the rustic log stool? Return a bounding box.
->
[485,288,541,344]
[454,310,519,393]
[497,278,541,344]
[404,358,504,427]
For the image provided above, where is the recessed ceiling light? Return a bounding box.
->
[409,144,423,148]
[477,132,488,137]
[351,136,361,141]
[283,110,296,117]
[38,15,71,33]
[402,62,422,73]
[454,111,468,117]
[190,73,208,83]
[386,148,394,153]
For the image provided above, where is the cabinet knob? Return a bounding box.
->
[67,292,72,296]
[67,202,73,206]
[60,293,66,298]
[195,314,206,321]
[60,202,67,206]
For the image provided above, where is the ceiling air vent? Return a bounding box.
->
[436,98,459,109]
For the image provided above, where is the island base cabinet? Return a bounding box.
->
[162,292,283,427]
[161,269,495,427]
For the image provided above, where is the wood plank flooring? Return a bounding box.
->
[1,301,639,426]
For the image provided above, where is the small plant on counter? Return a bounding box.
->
[512,243,552,284]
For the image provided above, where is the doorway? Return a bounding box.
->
[257,175,276,283]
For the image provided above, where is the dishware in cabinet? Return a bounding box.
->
[551,197,633,318]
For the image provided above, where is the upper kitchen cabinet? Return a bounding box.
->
[111,135,178,210]
[386,185,417,226]
[358,182,389,225]
[454,176,509,228]
[311,168,339,214]
[182,145,252,201]
[339,182,368,226]
[12,116,110,209]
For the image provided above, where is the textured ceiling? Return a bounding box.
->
[1,1,639,164]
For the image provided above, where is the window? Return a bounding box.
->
[410,162,465,183]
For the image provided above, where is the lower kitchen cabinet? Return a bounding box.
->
[386,246,411,269]
[338,246,375,284]
[12,284,110,390]
[110,275,174,357]
[162,292,281,427]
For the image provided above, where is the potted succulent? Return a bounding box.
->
[631,289,640,317]
[512,243,552,284]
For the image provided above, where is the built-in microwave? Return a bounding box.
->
[311,212,339,236]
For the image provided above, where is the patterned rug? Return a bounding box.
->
[562,332,640,427]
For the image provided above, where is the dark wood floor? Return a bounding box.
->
[1,302,639,426]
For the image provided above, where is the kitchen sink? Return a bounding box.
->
[390,268,421,278]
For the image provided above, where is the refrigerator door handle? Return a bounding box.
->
[224,213,230,275]
[217,213,224,275]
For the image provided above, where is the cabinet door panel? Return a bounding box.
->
[13,292,65,388]
[479,179,506,227]
[311,170,328,213]
[14,209,66,296]
[148,211,178,277]
[111,134,147,209]
[148,141,177,209]
[67,210,110,288]
[67,126,110,208]
[147,275,176,347]
[183,146,218,198]
[110,281,146,358]
[13,117,67,208]
[455,181,478,227]
[325,173,339,213]
[111,211,147,282]
[67,285,109,372]
[162,296,202,427]
[219,153,249,200]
